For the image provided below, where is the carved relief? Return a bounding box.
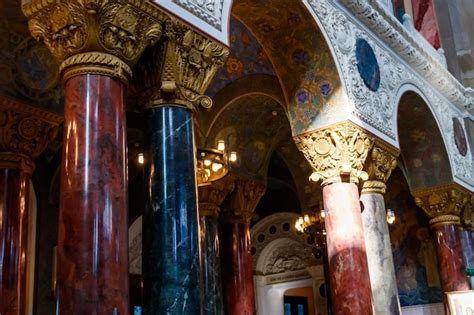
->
[362,141,398,194]
[0,96,63,173]
[225,176,265,222]
[264,244,312,275]
[294,122,374,186]
[413,184,471,225]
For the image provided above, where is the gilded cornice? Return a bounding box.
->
[198,176,235,217]
[225,175,266,223]
[142,19,229,111]
[0,96,63,173]
[361,140,399,194]
[337,0,473,111]
[412,183,472,225]
[293,121,374,186]
[23,0,166,83]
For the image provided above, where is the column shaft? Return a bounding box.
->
[459,229,474,288]
[0,169,30,315]
[56,74,129,313]
[200,215,224,315]
[432,224,470,292]
[323,182,373,315]
[143,106,201,314]
[361,192,401,315]
[221,221,255,315]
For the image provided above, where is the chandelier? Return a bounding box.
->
[197,140,237,186]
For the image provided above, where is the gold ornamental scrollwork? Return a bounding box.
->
[225,176,266,223]
[294,122,374,186]
[413,184,471,226]
[140,19,229,111]
[24,0,166,83]
[0,96,63,173]
[198,176,236,217]
[361,141,399,194]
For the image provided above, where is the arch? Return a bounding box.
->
[395,87,453,190]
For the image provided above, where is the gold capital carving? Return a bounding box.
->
[361,141,398,194]
[413,184,471,226]
[460,196,473,230]
[24,0,166,83]
[198,176,235,217]
[136,19,229,111]
[0,96,63,174]
[225,176,266,223]
[294,122,374,186]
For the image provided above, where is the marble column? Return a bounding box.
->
[361,144,401,315]
[0,98,61,315]
[135,24,229,314]
[142,105,201,314]
[198,178,235,315]
[414,185,471,306]
[459,228,474,288]
[221,177,265,315]
[294,122,375,315]
[23,1,164,313]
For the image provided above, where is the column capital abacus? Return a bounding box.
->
[23,0,166,84]
[361,140,399,195]
[0,96,63,174]
[224,175,266,223]
[198,176,235,218]
[135,19,229,111]
[293,121,374,186]
[412,184,471,227]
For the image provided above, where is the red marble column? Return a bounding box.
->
[323,182,374,315]
[221,221,255,315]
[0,168,30,315]
[432,223,470,292]
[55,74,129,314]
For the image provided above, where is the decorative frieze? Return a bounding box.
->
[23,0,166,83]
[294,122,374,186]
[0,96,62,173]
[413,184,471,226]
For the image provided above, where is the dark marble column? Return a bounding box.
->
[142,106,201,314]
[431,223,470,292]
[55,74,129,314]
[198,179,234,315]
[323,182,374,315]
[459,228,474,288]
[0,169,30,315]
[221,178,265,315]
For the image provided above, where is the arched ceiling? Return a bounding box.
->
[397,92,452,190]
[0,0,62,112]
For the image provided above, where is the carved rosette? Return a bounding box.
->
[225,176,266,223]
[293,122,374,186]
[23,0,166,83]
[0,96,63,174]
[413,184,471,227]
[361,141,398,194]
[198,176,235,217]
[144,19,229,111]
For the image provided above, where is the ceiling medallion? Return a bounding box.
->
[355,38,380,92]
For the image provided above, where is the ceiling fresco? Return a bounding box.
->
[0,0,62,113]
[397,92,452,190]
[205,17,276,97]
[232,0,346,136]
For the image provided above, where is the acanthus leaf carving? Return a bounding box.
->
[361,141,399,194]
[225,176,265,222]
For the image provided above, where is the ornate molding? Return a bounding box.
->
[413,184,471,223]
[0,96,63,173]
[198,176,235,217]
[139,19,229,111]
[225,175,265,223]
[294,121,374,186]
[24,0,166,83]
[361,140,398,194]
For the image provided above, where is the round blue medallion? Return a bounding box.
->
[355,39,380,92]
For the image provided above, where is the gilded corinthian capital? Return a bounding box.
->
[413,184,471,226]
[361,141,399,194]
[224,176,266,223]
[135,19,229,111]
[294,122,374,186]
[198,176,235,217]
[0,96,63,174]
[23,0,166,83]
